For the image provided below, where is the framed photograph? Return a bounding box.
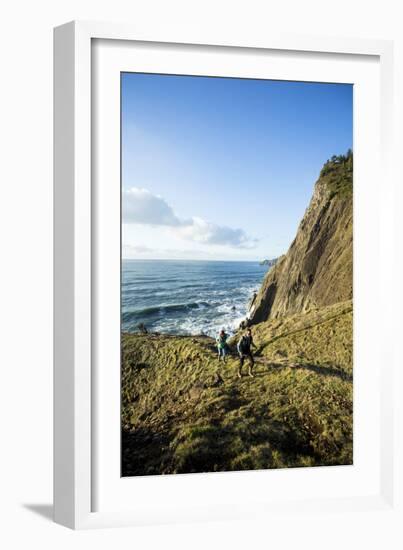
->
[54,21,398,530]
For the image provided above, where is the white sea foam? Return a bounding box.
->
[122,260,267,336]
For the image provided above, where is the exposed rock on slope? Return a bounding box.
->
[250,152,353,324]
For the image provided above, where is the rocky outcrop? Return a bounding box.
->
[250,153,353,324]
[259,258,278,267]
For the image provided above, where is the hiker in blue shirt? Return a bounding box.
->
[216,329,229,363]
[237,328,257,378]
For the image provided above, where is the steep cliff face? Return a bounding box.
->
[250,153,353,324]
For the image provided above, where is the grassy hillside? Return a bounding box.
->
[122,300,352,476]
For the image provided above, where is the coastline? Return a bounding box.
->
[121,155,353,475]
[121,259,266,337]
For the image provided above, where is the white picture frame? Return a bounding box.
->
[54,20,399,531]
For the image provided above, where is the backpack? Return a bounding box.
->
[239,336,250,353]
[217,333,227,348]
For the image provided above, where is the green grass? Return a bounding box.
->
[319,150,353,200]
[121,300,353,476]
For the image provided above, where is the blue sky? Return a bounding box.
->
[121,73,352,260]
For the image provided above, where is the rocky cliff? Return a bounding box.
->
[121,152,354,476]
[250,152,353,324]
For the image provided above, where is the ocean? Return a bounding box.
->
[121,260,268,337]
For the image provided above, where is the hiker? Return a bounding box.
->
[137,322,148,334]
[237,328,257,378]
[216,329,229,363]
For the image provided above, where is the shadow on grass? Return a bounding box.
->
[256,307,352,353]
[122,427,171,477]
[254,359,352,382]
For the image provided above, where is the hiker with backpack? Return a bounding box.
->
[237,328,257,378]
[216,329,229,363]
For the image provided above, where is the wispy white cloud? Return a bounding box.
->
[175,217,257,249]
[122,187,257,249]
[122,187,182,226]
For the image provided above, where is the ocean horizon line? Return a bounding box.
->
[121,258,273,263]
